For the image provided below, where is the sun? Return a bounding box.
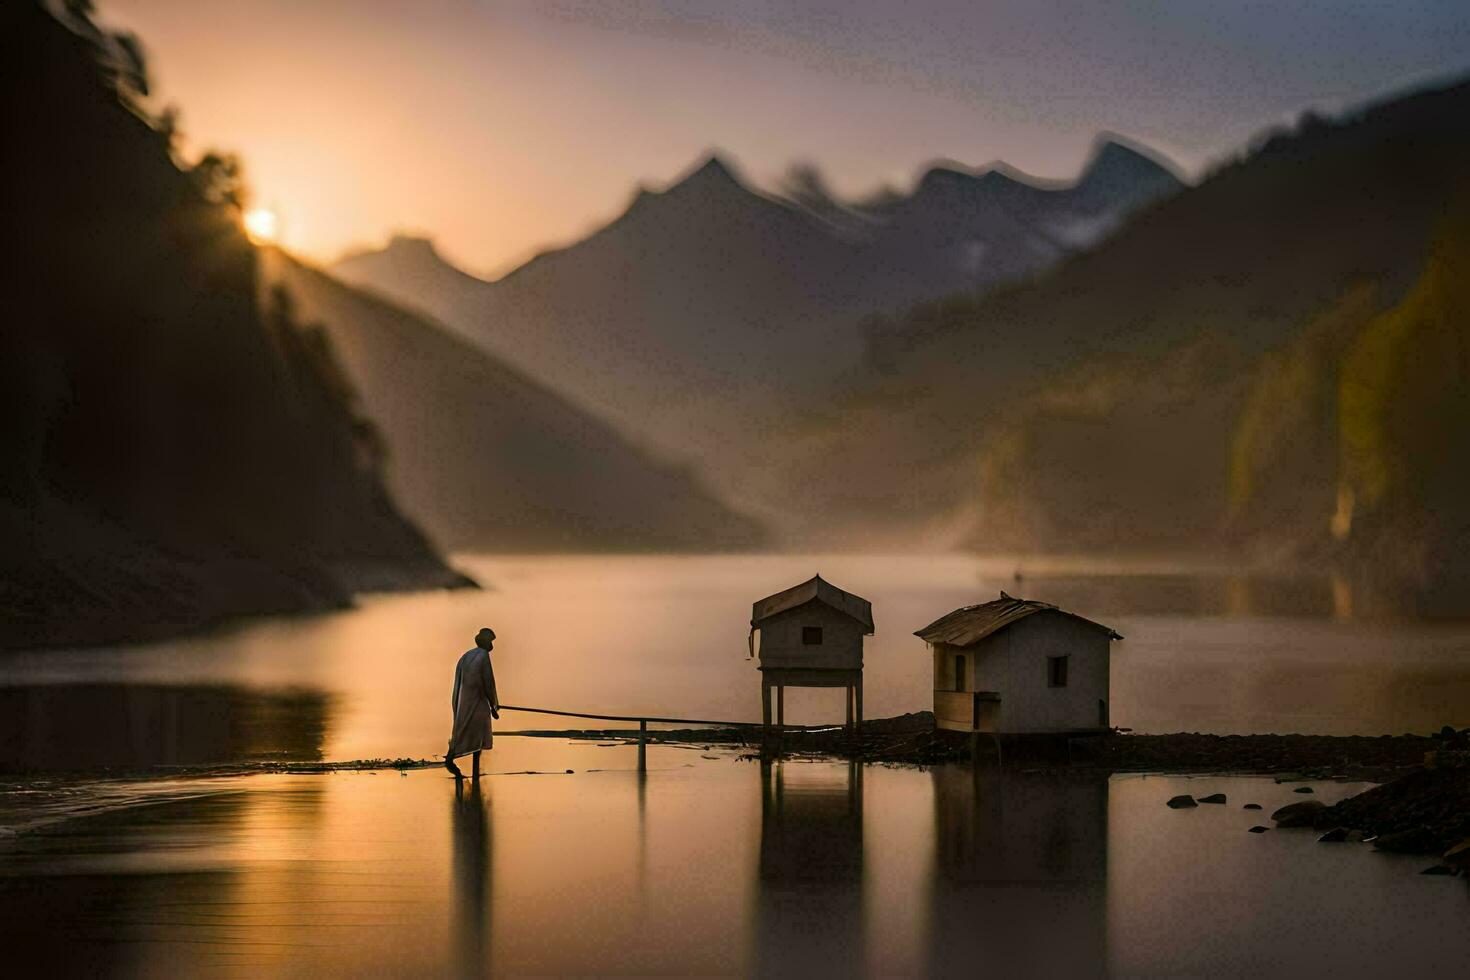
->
[242,207,279,244]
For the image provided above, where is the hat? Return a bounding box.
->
[475,627,496,649]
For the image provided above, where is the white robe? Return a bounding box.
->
[448,646,498,758]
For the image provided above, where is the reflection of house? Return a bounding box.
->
[754,760,864,976]
[751,575,873,729]
[930,766,1108,976]
[916,593,1121,734]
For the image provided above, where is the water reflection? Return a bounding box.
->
[929,765,1108,977]
[754,759,864,977]
[453,775,492,978]
[0,683,332,771]
[0,778,330,974]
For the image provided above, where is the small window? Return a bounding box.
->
[1047,655,1069,688]
[802,626,823,645]
[953,654,966,692]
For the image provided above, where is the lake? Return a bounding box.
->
[2,554,1469,975]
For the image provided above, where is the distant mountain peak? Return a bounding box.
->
[914,162,982,192]
[382,233,444,261]
[1078,135,1184,189]
[617,152,761,227]
[912,161,1032,201]
[661,152,746,198]
[688,152,740,183]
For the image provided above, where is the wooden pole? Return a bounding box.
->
[761,675,772,754]
[845,683,854,732]
[776,685,785,727]
[855,673,863,732]
[638,718,648,773]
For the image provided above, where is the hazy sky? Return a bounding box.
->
[100,0,1470,277]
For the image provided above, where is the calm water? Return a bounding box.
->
[2,554,1469,975]
[2,754,1468,976]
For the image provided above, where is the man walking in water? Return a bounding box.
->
[446,627,500,778]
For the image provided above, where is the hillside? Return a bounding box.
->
[0,3,466,649]
[793,76,1470,602]
[332,143,1180,519]
[264,251,765,552]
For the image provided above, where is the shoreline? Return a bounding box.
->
[6,720,1463,865]
[502,716,1443,781]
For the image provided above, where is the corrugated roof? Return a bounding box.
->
[751,575,874,633]
[914,592,1122,646]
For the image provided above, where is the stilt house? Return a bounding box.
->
[751,575,873,729]
[916,592,1121,734]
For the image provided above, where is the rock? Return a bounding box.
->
[1166,795,1198,809]
[1317,827,1349,842]
[1373,828,1442,852]
[1419,865,1457,876]
[1293,786,1315,794]
[1243,803,1263,810]
[1198,793,1227,804]
[1443,838,1470,871]
[1249,826,1270,834]
[1271,800,1327,827]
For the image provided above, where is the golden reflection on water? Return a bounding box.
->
[5,750,1470,976]
[3,558,1470,973]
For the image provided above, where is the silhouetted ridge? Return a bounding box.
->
[1080,136,1178,182]
[786,72,1470,604]
[383,234,443,261]
[1073,136,1183,205]
[0,2,466,649]
[266,249,767,553]
[675,153,743,190]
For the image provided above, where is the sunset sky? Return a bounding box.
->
[100,0,1470,277]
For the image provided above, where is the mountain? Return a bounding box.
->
[331,141,1181,521]
[786,75,1470,605]
[263,250,765,552]
[337,155,862,458]
[849,136,1184,313]
[0,2,466,649]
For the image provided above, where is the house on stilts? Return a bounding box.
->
[750,575,873,731]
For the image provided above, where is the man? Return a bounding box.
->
[446,627,500,778]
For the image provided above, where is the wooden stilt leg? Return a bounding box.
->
[845,683,854,731]
[855,674,863,732]
[776,685,785,727]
